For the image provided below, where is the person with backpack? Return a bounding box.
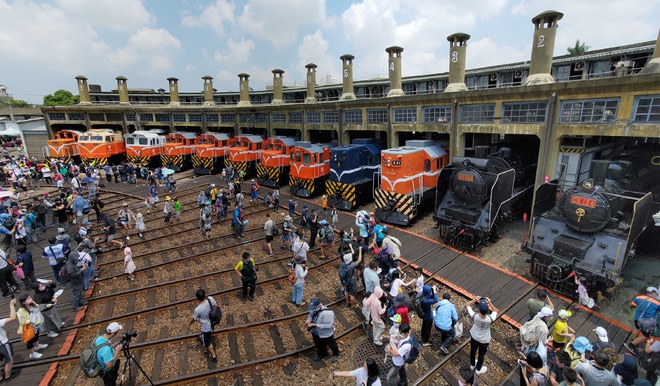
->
[340,245,363,308]
[232,202,245,238]
[90,322,124,384]
[466,296,498,375]
[188,289,218,362]
[386,322,416,386]
[42,237,69,287]
[319,219,334,259]
[305,297,339,363]
[625,286,660,355]
[66,251,88,312]
[235,252,257,304]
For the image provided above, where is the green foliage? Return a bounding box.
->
[0,97,31,108]
[43,89,79,106]
[567,40,590,55]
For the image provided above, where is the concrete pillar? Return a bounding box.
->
[238,73,251,107]
[340,54,356,101]
[445,33,470,92]
[386,46,404,97]
[202,75,215,106]
[75,75,91,105]
[305,63,317,103]
[271,69,284,105]
[116,76,129,104]
[640,28,660,74]
[167,77,180,106]
[523,10,564,86]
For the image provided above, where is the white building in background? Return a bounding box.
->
[0,116,48,159]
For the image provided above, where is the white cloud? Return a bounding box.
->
[55,0,155,32]
[180,0,235,36]
[213,38,255,64]
[238,0,329,47]
[110,28,182,74]
[296,30,339,83]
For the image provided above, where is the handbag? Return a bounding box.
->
[15,265,25,279]
[637,318,658,335]
[287,269,297,285]
[454,321,464,339]
[21,322,35,343]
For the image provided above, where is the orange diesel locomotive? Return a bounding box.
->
[289,141,334,197]
[256,136,297,187]
[46,129,81,165]
[192,133,233,175]
[161,132,197,171]
[77,129,126,165]
[124,131,166,167]
[225,134,263,177]
[374,140,449,226]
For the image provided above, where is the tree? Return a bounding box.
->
[567,40,590,55]
[0,97,31,108]
[43,89,79,106]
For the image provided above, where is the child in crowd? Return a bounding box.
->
[135,213,145,238]
[124,246,136,281]
[575,276,598,311]
[551,310,574,350]
[202,213,212,240]
[173,197,181,222]
[384,314,402,363]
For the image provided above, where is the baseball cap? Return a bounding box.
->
[558,309,572,319]
[319,219,328,226]
[390,314,402,324]
[647,287,658,294]
[309,297,321,311]
[478,298,489,314]
[573,336,593,354]
[165,196,171,201]
[538,306,553,318]
[106,322,123,334]
[123,203,128,207]
[82,221,91,226]
[593,326,608,342]
[57,227,65,234]
[210,184,215,187]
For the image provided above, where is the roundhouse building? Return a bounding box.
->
[42,10,660,191]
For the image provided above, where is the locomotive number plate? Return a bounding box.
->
[457,173,474,182]
[570,196,597,208]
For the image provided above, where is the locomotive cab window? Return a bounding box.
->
[303,153,310,164]
[126,138,135,145]
[424,159,431,172]
[139,138,148,145]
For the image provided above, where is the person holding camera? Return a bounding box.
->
[95,322,124,386]
[466,296,498,376]
[66,251,88,311]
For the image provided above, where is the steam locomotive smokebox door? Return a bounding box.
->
[553,235,592,260]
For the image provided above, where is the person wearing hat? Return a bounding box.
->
[16,244,36,292]
[625,286,660,355]
[280,215,296,250]
[32,279,64,337]
[134,212,145,238]
[526,288,554,322]
[235,188,245,208]
[199,200,212,235]
[392,292,411,325]
[148,184,159,211]
[466,296,498,375]
[208,184,218,205]
[341,244,363,308]
[235,252,258,303]
[305,298,339,362]
[232,201,246,238]
[434,293,459,354]
[384,313,403,363]
[55,226,71,249]
[94,322,124,385]
[565,335,592,367]
[590,326,615,353]
[551,310,575,350]
[163,196,173,224]
[612,352,638,386]
[249,179,259,203]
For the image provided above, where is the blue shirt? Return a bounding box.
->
[94,336,115,369]
[433,299,458,330]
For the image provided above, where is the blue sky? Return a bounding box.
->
[1,0,659,105]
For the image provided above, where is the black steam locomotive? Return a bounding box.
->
[525,148,659,296]
[434,147,536,250]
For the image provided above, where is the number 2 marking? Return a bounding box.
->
[537,35,545,48]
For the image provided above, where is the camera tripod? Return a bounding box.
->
[119,338,154,386]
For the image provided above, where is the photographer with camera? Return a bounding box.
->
[94,322,124,386]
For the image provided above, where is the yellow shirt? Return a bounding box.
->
[552,318,568,343]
